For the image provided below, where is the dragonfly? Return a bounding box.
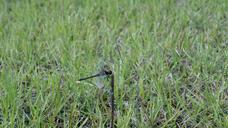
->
[78,65,115,128]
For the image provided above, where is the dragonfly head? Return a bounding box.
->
[100,65,113,76]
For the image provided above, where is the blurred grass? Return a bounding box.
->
[0,0,227,127]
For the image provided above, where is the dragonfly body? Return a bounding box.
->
[78,68,113,81]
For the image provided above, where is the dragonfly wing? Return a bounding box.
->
[95,78,105,89]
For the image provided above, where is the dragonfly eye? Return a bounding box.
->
[104,69,112,76]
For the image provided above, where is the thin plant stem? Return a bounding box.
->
[110,74,115,128]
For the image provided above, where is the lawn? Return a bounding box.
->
[0,0,227,127]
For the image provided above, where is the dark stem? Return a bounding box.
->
[110,74,115,128]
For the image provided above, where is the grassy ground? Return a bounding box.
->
[0,0,227,127]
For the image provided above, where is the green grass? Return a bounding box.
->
[0,0,227,127]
